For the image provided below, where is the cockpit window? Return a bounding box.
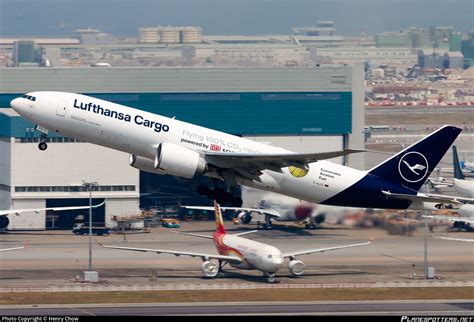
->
[22,95,36,101]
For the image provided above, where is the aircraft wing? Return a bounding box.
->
[434,236,474,242]
[0,201,105,217]
[425,193,474,204]
[282,239,372,259]
[182,205,281,218]
[424,215,474,225]
[381,191,465,205]
[98,243,243,264]
[204,149,365,175]
[0,246,25,252]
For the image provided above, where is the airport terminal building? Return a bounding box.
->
[0,66,364,230]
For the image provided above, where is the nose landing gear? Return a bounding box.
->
[34,125,49,151]
[38,134,48,151]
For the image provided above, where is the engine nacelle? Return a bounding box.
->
[201,260,218,278]
[154,143,206,179]
[0,216,9,229]
[313,213,326,224]
[288,260,305,276]
[129,154,167,175]
[238,212,252,224]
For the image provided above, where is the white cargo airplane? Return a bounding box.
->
[10,92,462,209]
[0,202,105,230]
[100,200,372,282]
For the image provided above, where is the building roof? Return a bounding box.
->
[443,51,464,58]
[0,66,355,94]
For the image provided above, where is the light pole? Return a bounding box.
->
[82,181,98,271]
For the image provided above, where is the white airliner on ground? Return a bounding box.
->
[182,200,321,230]
[10,92,462,210]
[0,202,105,230]
[100,200,372,282]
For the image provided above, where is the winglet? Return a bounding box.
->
[23,240,29,248]
[368,238,374,244]
[92,201,106,209]
[95,240,104,247]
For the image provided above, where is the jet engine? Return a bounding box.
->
[0,216,9,229]
[237,212,252,224]
[288,260,305,276]
[201,260,219,278]
[154,143,207,179]
[129,154,166,175]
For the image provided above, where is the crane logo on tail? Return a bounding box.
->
[398,151,429,183]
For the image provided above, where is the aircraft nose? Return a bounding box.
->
[10,98,23,113]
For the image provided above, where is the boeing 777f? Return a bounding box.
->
[11,92,461,209]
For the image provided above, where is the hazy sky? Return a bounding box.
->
[0,0,472,37]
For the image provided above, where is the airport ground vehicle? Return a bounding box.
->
[161,218,181,228]
[72,223,110,235]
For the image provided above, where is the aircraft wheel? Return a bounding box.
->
[266,273,276,283]
[38,142,48,151]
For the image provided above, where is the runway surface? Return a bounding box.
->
[1,300,473,315]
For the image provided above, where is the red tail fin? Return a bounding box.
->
[214,200,226,234]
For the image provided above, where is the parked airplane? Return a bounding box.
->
[422,146,474,231]
[100,200,372,282]
[182,200,323,230]
[0,202,105,230]
[11,92,461,209]
[424,203,474,232]
[452,146,474,198]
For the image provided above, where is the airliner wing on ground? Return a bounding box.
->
[0,241,28,252]
[0,246,25,252]
[182,205,281,218]
[434,236,474,242]
[424,193,474,205]
[98,242,243,264]
[0,201,106,216]
[424,215,474,225]
[281,239,372,258]
[381,191,469,206]
[0,202,106,230]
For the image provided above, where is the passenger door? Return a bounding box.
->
[56,100,68,117]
